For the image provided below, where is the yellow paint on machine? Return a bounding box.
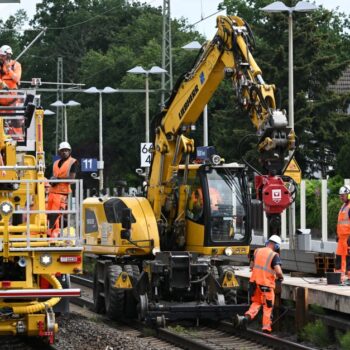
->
[83,196,160,256]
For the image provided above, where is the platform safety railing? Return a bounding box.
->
[0,178,83,252]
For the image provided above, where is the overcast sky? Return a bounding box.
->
[0,0,349,38]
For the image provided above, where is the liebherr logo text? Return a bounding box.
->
[178,85,199,119]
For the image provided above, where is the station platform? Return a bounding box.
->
[234,266,350,315]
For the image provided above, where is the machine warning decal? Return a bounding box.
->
[272,189,282,203]
[178,84,199,119]
[200,72,205,84]
[101,222,112,245]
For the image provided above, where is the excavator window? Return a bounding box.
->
[103,198,136,224]
[206,168,247,244]
[187,186,204,221]
[85,208,98,233]
[185,169,204,222]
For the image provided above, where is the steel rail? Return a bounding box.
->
[70,275,312,350]
[220,321,316,350]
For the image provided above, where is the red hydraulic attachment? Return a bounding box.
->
[255,175,292,214]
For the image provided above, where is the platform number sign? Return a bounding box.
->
[81,158,98,172]
[141,143,153,167]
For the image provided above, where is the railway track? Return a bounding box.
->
[70,275,316,350]
[0,336,58,350]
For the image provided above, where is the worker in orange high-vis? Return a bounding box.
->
[234,235,284,334]
[336,185,350,284]
[0,45,23,139]
[0,47,9,90]
[0,45,21,90]
[47,142,78,237]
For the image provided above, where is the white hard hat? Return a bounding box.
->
[1,45,13,55]
[268,235,282,246]
[58,141,71,151]
[0,48,5,56]
[339,185,350,195]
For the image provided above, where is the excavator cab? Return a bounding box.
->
[205,165,250,245]
[180,162,251,255]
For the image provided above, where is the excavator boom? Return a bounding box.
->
[148,15,295,233]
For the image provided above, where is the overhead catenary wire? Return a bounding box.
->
[191,10,224,26]
[3,2,223,35]
[1,4,120,32]
[45,5,119,30]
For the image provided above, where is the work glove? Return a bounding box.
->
[2,63,12,73]
[49,176,57,186]
[0,80,8,90]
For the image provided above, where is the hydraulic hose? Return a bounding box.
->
[11,274,62,314]
[238,133,262,175]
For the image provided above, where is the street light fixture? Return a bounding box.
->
[181,41,202,50]
[50,99,80,142]
[127,65,167,144]
[44,109,55,116]
[84,86,118,193]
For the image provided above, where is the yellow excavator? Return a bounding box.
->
[0,88,83,342]
[83,15,295,325]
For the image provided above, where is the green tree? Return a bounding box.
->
[16,0,203,186]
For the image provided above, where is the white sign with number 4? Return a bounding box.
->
[141,142,153,167]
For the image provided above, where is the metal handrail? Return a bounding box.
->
[0,179,83,251]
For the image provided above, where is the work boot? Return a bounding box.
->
[262,329,272,334]
[233,314,249,329]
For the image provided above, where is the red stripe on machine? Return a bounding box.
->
[59,255,82,263]
[0,289,81,298]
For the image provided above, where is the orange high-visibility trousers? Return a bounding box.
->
[335,236,350,278]
[47,192,68,237]
[245,285,275,332]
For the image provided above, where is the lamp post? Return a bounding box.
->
[182,41,208,146]
[50,100,80,142]
[261,1,316,242]
[261,1,316,130]
[127,66,167,144]
[84,86,118,193]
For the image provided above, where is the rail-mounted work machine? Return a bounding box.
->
[0,87,83,342]
[83,15,296,325]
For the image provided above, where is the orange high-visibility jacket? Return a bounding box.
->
[337,202,350,238]
[1,60,21,89]
[209,187,222,210]
[49,157,77,194]
[250,247,278,288]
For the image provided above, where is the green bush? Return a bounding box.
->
[338,331,350,350]
[309,304,325,315]
[300,320,329,348]
[296,176,343,239]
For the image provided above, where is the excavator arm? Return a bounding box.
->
[148,15,295,235]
